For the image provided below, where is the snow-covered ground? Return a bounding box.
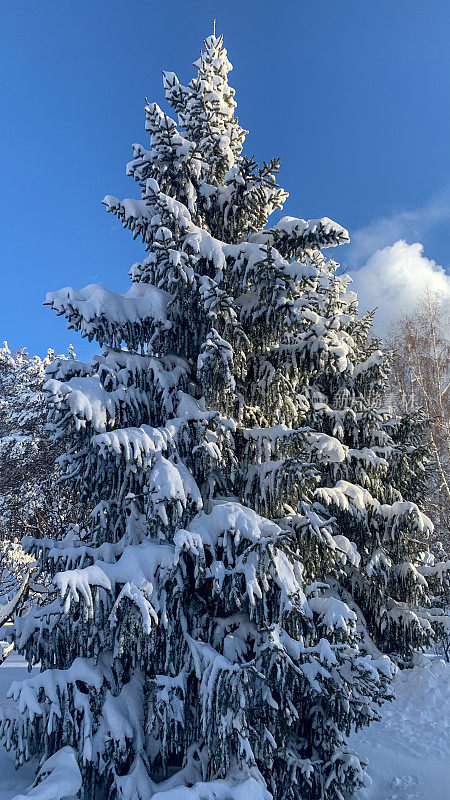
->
[350,655,450,800]
[0,652,447,800]
[0,650,37,800]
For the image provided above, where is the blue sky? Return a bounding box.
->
[1,0,449,357]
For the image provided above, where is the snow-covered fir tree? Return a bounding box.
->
[284,275,448,660]
[3,31,448,800]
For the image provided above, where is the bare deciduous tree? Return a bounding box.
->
[386,289,450,540]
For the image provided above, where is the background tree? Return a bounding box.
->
[0,342,86,616]
[1,30,446,800]
[386,290,450,542]
[0,343,74,541]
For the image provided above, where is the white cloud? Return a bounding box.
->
[347,188,450,266]
[349,240,450,335]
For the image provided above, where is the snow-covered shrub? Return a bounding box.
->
[0,538,34,604]
[417,542,450,661]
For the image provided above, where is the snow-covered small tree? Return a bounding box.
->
[6,30,445,800]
